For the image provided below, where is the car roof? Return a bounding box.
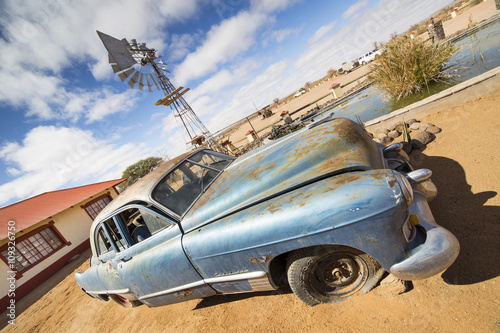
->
[92,149,201,226]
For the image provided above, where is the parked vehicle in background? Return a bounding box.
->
[294,89,306,97]
[337,60,359,74]
[75,117,459,308]
[358,49,385,65]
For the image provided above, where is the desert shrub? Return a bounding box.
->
[368,37,456,99]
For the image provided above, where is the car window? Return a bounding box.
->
[152,150,234,216]
[105,218,128,251]
[95,206,175,256]
[95,218,127,256]
[96,226,112,255]
[188,150,234,171]
[117,207,172,244]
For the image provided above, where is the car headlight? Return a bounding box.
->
[394,171,413,207]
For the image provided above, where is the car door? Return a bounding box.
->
[110,205,216,307]
[76,223,129,298]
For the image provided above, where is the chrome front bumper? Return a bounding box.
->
[390,179,460,280]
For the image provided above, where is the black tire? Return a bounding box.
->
[287,246,380,306]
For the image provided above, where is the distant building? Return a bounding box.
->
[0,179,126,310]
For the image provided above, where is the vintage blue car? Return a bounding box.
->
[75,117,459,307]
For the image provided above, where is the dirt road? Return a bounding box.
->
[2,87,499,333]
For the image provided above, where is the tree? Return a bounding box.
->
[304,81,311,90]
[326,68,337,78]
[118,157,164,191]
[273,97,280,104]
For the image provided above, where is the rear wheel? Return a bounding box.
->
[287,246,380,306]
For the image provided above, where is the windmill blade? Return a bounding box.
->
[108,54,116,64]
[138,73,145,91]
[150,75,160,90]
[127,70,140,89]
[145,75,153,92]
[111,64,122,73]
[129,39,138,49]
[118,68,135,82]
[97,30,137,71]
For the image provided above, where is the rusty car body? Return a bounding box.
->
[75,117,459,307]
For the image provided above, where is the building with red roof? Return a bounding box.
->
[0,178,125,310]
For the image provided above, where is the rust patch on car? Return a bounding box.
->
[388,179,397,188]
[174,289,193,299]
[251,255,271,264]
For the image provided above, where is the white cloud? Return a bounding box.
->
[167,33,198,62]
[160,113,180,136]
[193,70,235,96]
[342,0,370,20]
[307,21,337,45]
[205,60,290,132]
[0,0,201,121]
[269,27,302,44]
[6,168,21,177]
[173,10,267,84]
[85,89,140,123]
[165,129,192,156]
[250,0,301,13]
[0,126,150,205]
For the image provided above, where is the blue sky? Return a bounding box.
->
[0,0,452,207]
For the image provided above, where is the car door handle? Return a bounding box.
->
[116,255,133,262]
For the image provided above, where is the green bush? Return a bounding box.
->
[368,37,456,99]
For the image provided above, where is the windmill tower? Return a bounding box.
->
[96,31,221,151]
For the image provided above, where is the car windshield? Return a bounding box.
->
[151,150,234,216]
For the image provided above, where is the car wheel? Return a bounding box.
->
[362,61,366,65]
[287,246,380,306]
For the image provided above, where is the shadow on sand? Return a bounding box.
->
[411,151,499,285]
[194,288,293,310]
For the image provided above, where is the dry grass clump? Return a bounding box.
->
[369,37,456,99]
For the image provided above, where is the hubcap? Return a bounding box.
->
[319,258,356,287]
[310,252,367,299]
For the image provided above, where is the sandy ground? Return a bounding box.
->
[419,0,498,41]
[1,87,499,333]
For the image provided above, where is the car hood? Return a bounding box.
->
[181,118,384,232]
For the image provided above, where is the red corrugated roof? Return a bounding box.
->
[330,83,340,89]
[0,178,126,239]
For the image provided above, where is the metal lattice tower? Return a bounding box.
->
[97,31,221,151]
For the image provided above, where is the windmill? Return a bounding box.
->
[96,30,221,151]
